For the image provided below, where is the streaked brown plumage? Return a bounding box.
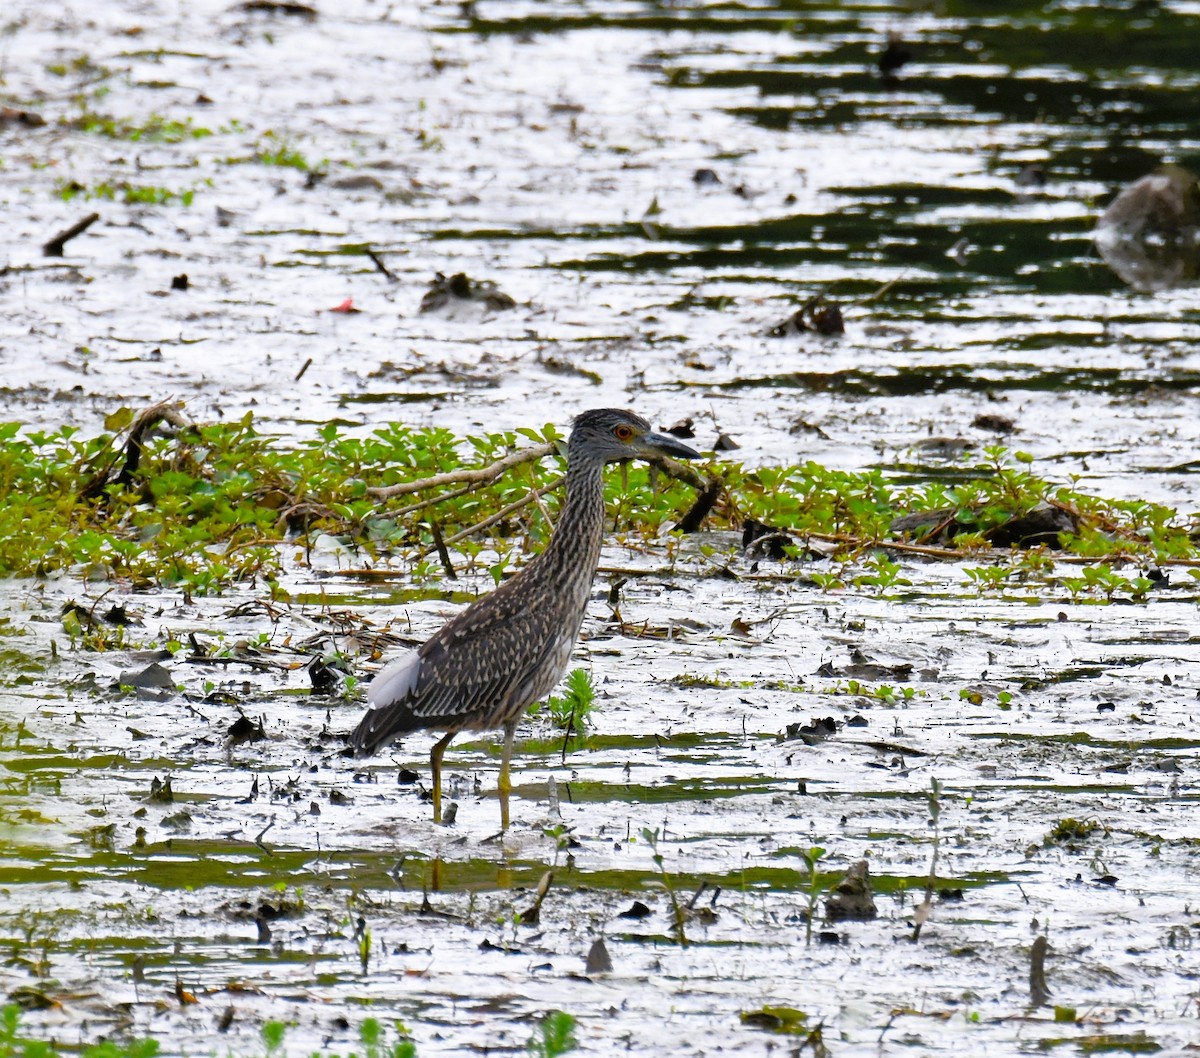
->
[350,409,701,828]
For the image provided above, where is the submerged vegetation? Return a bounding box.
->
[0,405,1195,599]
[0,1007,415,1058]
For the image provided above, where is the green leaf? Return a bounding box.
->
[104,407,135,432]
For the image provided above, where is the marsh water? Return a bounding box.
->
[2,1,1200,1055]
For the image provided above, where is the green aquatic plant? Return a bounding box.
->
[800,845,826,947]
[73,111,212,143]
[527,1011,577,1058]
[250,130,318,170]
[527,667,596,751]
[54,178,200,205]
[852,554,911,593]
[0,408,1196,599]
[641,826,688,946]
[1045,817,1105,845]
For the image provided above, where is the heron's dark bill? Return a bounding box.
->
[642,431,702,460]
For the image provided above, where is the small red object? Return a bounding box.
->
[329,298,360,314]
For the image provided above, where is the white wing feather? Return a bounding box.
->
[367,648,422,710]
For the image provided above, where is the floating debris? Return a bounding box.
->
[118,661,176,692]
[767,294,845,337]
[584,937,613,974]
[0,106,46,129]
[891,499,1078,548]
[1095,164,1200,291]
[878,32,912,80]
[785,716,837,746]
[972,413,1016,434]
[825,860,877,922]
[1029,935,1051,1007]
[419,272,517,314]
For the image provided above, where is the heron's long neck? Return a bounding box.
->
[536,452,607,598]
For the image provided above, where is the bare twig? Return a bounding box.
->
[641,450,712,491]
[678,475,723,533]
[366,248,396,281]
[254,815,276,854]
[43,211,100,256]
[429,523,458,580]
[441,475,564,546]
[367,443,554,500]
[79,399,193,500]
[369,441,714,502]
[393,480,480,519]
[855,272,907,305]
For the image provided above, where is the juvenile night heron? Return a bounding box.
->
[349,409,701,828]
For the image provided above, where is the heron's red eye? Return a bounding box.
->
[614,423,635,441]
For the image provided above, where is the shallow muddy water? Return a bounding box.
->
[2,1,1200,1055]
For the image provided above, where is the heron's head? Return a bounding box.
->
[569,408,701,464]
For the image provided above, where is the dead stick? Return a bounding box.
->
[366,248,396,281]
[43,212,100,256]
[429,523,458,580]
[368,443,553,500]
[394,480,480,519]
[369,438,713,502]
[678,475,723,533]
[642,450,712,492]
[440,475,564,547]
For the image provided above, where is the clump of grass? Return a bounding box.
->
[527,1011,577,1058]
[55,178,202,206]
[73,111,212,143]
[528,668,595,750]
[251,130,317,170]
[45,54,112,80]
[1045,817,1104,845]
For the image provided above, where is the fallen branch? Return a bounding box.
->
[369,441,715,501]
[372,439,720,557]
[642,450,712,492]
[441,474,564,546]
[393,479,485,519]
[367,443,553,500]
[43,212,100,256]
[79,399,192,500]
[678,474,724,533]
[366,247,396,281]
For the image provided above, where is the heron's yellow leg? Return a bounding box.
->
[498,721,517,831]
[430,731,455,824]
